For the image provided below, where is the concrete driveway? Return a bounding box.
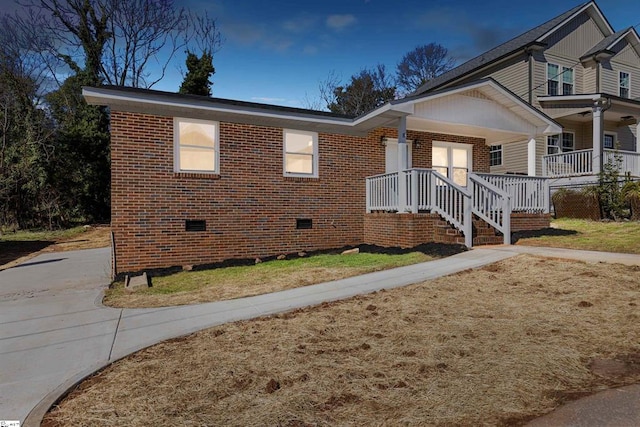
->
[0,247,115,425]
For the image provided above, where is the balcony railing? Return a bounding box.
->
[542,149,640,178]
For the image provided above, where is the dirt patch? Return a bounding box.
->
[44,255,640,426]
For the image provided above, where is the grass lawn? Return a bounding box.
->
[105,250,441,308]
[514,218,640,254]
[45,254,640,426]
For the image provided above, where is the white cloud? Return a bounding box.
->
[326,14,356,31]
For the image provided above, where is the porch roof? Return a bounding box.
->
[538,94,640,124]
[369,78,562,144]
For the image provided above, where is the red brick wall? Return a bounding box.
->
[110,112,491,274]
[510,213,552,232]
[363,212,441,248]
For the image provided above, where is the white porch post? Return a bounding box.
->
[397,116,409,212]
[636,123,640,154]
[527,137,536,176]
[592,102,604,175]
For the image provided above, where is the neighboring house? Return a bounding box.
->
[86,1,640,276]
[413,1,640,185]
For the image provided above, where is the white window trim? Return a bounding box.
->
[432,140,474,181]
[547,131,575,154]
[619,71,630,98]
[547,63,560,96]
[547,63,574,96]
[173,117,220,174]
[490,144,503,167]
[561,66,575,95]
[604,131,617,149]
[283,129,319,178]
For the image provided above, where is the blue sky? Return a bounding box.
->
[2,0,638,108]
[168,0,638,109]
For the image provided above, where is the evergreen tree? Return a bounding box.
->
[179,50,215,96]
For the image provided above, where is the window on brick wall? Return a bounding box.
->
[283,129,318,177]
[489,145,502,166]
[174,118,219,173]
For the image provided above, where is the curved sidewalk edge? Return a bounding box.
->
[22,247,517,426]
[526,384,640,427]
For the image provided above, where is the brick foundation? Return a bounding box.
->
[510,213,552,232]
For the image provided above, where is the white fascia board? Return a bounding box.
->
[538,94,604,103]
[82,88,354,127]
[541,123,563,135]
[536,2,613,43]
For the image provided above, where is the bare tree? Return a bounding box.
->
[396,43,456,95]
[326,65,396,116]
[20,0,221,88]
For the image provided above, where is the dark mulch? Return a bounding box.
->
[512,227,578,243]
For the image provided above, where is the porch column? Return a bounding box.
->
[397,116,409,212]
[636,124,640,154]
[592,100,606,174]
[527,137,536,176]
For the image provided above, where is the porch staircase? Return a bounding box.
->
[434,215,505,246]
[367,168,549,248]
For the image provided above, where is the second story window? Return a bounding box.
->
[547,63,574,96]
[620,71,630,98]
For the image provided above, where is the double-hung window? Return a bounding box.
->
[547,63,574,95]
[174,118,219,173]
[283,129,318,177]
[604,133,616,149]
[620,71,630,98]
[489,145,502,166]
[547,132,574,155]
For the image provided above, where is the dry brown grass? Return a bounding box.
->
[45,255,640,426]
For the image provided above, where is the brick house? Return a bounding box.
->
[84,78,559,276]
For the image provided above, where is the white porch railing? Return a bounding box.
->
[542,149,593,177]
[542,149,640,178]
[474,173,549,213]
[366,169,520,247]
[604,150,640,177]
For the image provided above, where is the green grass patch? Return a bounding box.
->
[515,218,640,254]
[0,226,87,242]
[105,251,435,308]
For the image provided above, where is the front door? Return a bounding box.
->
[385,139,412,173]
[432,141,473,186]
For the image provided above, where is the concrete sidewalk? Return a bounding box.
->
[1,244,639,426]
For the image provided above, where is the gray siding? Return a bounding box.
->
[490,140,529,174]
[455,53,530,101]
[544,13,605,59]
[583,65,597,93]
[602,40,640,99]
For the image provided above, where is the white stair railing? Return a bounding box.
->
[474,173,549,213]
[367,169,473,247]
[469,174,511,245]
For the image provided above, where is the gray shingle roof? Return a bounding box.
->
[413,2,592,95]
[581,27,632,59]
